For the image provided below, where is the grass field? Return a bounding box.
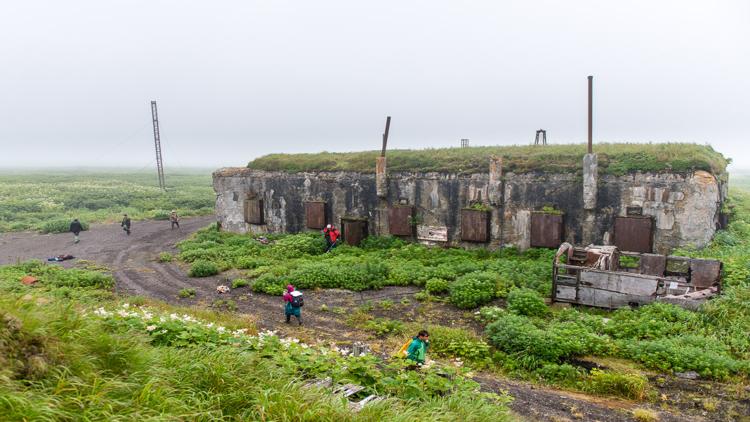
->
[248,143,728,176]
[0,169,214,233]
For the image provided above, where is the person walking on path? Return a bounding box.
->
[406,330,430,366]
[70,219,83,244]
[322,224,340,252]
[283,284,303,325]
[169,210,180,229]
[121,214,131,235]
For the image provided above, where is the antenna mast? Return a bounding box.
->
[150,100,166,190]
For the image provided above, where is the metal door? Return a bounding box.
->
[613,216,653,253]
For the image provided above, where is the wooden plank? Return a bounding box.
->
[579,270,660,296]
[244,199,264,225]
[576,287,656,308]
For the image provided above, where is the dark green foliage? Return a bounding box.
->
[231,278,249,289]
[507,288,548,317]
[425,278,450,294]
[252,273,286,295]
[178,288,196,298]
[248,143,727,176]
[363,318,405,337]
[449,271,500,309]
[188,260,219,277]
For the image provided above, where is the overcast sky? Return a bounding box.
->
[1,0,748,170]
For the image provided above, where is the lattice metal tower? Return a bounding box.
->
[460,138,470,148]
[534,129,547,145]
[150,100,166,190]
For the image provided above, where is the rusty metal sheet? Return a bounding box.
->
[305,201,326,229]
[690,259,721,289]
[388,206,414,236]
[460,209,490,242]
[530,213,563,248]
[416,225,448,242]
[639,254,666,276]
[342,219,368,246]
[244,199,264,225]
[613,216,653,253]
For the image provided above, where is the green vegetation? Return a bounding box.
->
[231,278,250,288]
[0,169,214,232]
[0,261,511,420]
[248,143,727,176]
[178,287,196,298]
[188,260,219,277]
[158,252,174,262]
[177,230,553,299]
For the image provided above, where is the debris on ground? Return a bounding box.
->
[216,285,230,294]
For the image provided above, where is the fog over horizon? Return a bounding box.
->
[1,1,748,170]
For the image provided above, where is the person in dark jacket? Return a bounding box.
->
[283,284,303,325]
[121,214,131,235]
[406,330,430,365]
[70,219,83,244]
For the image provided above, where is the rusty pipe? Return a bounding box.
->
[587,75,593,154]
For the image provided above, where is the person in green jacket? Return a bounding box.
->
[406,330,430,365]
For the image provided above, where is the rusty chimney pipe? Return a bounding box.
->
[587,75,593,154]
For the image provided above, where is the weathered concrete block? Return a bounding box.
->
[376,157,387,198]
[583,153,598,210]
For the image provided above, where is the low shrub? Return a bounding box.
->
[507,288,548,317]
[363,318,405,337]
[158,252,173,263]
[252,273,286,296]
[40,218,90,234]
[425,278,450,294]
[231,278,249,289]
[449,271,499,309]
[188,260,219,277]
[178,288,196,298]
[580,369,651,400]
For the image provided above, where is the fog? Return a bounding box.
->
[1,0,748,169]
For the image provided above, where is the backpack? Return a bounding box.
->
[290,290,304,308]
[394,338,412,358]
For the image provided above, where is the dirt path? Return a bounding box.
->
[1,219,745,422]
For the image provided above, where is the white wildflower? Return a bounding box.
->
[123,303,130,309]
[216,326,226,333]
[146,325,157,332]
[169,313,179,320]
[160,330,168,334]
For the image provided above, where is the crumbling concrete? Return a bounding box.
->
[213,165,725,252]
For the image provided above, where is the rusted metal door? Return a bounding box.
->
[530,213,563,248]
[342,219,368,246]
[460,209,490,242]
[388,206,414,236]
[613,216,653,253]
[305,201,326,229]
[244,199,264,225]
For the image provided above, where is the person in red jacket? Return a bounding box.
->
[322,224,340,252]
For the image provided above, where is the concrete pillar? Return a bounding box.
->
[489,156,503,205]
[582,153,598,245]
[376,157,387,198]
[583,153,598,210]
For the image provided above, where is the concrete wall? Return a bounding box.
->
[213,164,724,253]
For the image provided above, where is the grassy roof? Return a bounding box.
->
[247,143,728,176]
